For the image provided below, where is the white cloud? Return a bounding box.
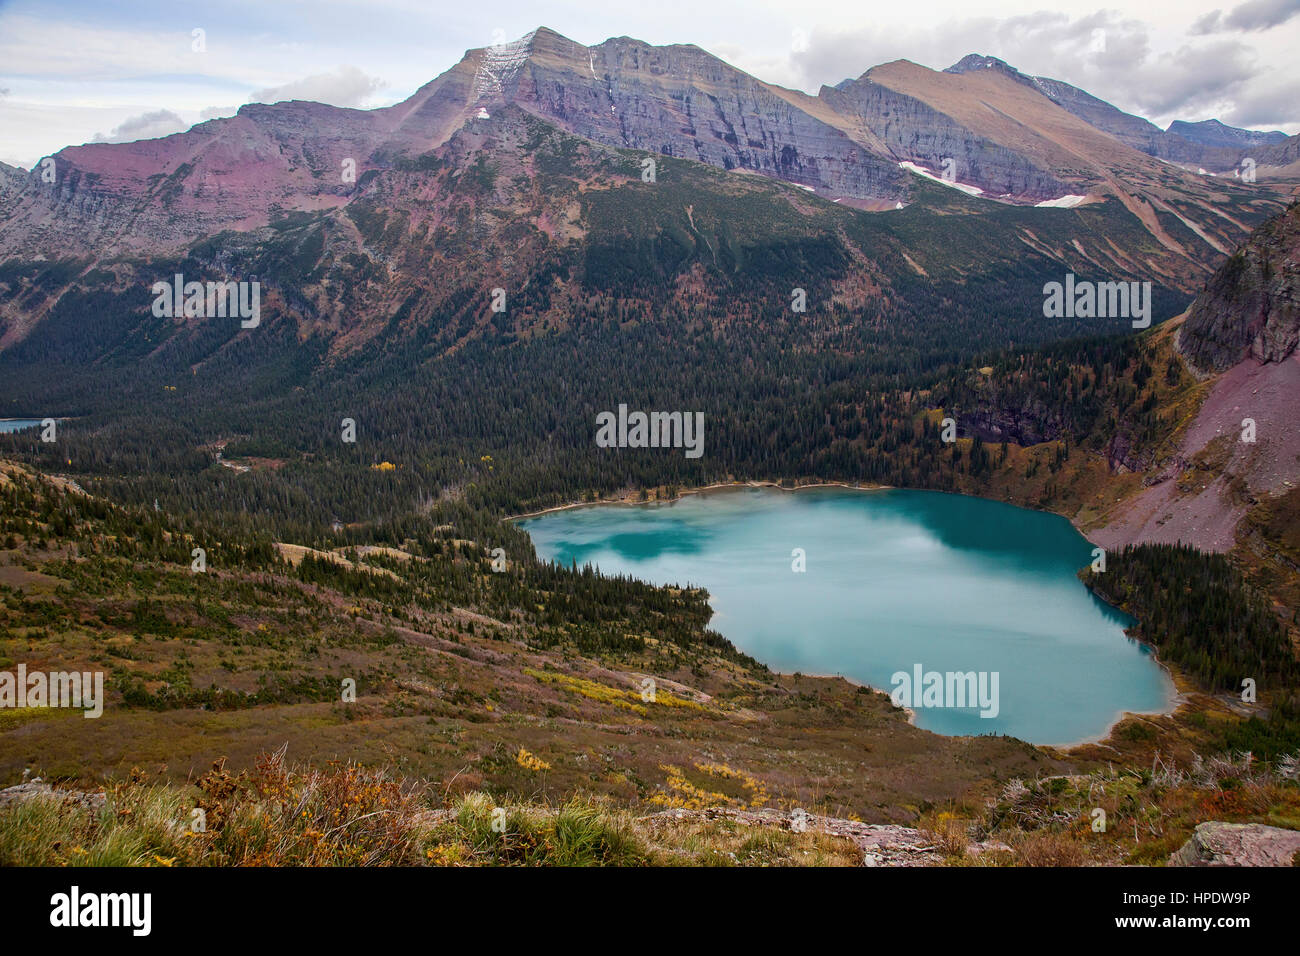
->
[252,66,385,107]
[199,105,242,121]
[92,109,189,144]
[1124,40,1259,117]
[1223,76,1300,127]
[1194,0,1300,33]
[786,11,1287,132]
[1226,0,1300,29]
[1190,11,1225,34]
[787,11,1144,86]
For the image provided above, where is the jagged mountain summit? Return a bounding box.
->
[0,25,1293,265]
[944,54,1289,171]
[1168,119,1289,151]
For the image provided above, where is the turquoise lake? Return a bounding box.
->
[520,486,1176,745]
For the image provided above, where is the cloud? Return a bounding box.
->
[786,12,1282,129]
[788,11,1149,88]
[1191,11,1225,34]
[92,109,189,144]
[1223,78,1300,127]
[1191,0,1300,33]
[1132,41,1260,116]
[1225,0,1300,30]
[199,105,241,121]
[251,65,384,107]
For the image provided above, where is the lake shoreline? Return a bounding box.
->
[793,668,1184,750]
[520,481,1181,747]
[511,479,1109,549]
[508,480,892,521]
[1045,639,1198,753]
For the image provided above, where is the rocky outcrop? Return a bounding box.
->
[1169,822,1300,866]
[0,161,24,213]
[0,779,106,811]
[1096,202,1300,552]
[1104,431,1156,476]
[961,402,1069,447]
[944,54,1036,85]
[649,806,1009,866]
[1179,202,1300,372]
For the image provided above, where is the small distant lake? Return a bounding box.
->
[520,486,1175,745]
[0,419,43,434]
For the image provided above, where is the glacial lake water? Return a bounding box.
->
[0,419,42,433]
[520,486,1176,745]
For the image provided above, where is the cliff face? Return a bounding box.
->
[959,401,1069,447]
[503,30,908,201]
[1095,203,1300,553]
[1179,202,1300,372]
[1256,134,1300,175]
[819,74,1065,199]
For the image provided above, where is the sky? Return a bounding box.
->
[1,0,1297,168]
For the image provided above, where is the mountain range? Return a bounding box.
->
[0,26,1297,536]
[0,26,1295,404]
[0,27,1294,261]
[1,24,1299,874]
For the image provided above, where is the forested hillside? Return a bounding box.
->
[0,110,1204,539]
[1,459,1072,814]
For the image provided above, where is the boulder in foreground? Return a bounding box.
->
[1169,821,1300,866]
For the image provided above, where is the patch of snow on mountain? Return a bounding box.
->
[1035,194,1087,208]
[898,161,984,196]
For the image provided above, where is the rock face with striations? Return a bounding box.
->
[1178,202,1300,372]
[0,102,386,257]
[499,29,908,201]
[1256,134,1300,172]
[820,69,1065,199]
[0,26,909,258]
[1170,822,1300,867]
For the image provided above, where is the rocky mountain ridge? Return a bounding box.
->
[946,54,1291,172]
[1095,202,1300,553]
[1180,201,1300,372]
[0,27,1291,270]
[1168,119,1289,151]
